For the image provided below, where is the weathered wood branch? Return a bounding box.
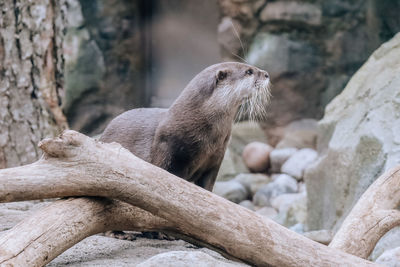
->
[330,166,400,258]
[0,198,167,266]
[0,197,237,266]
[0,131,378,266]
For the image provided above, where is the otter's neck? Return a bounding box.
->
[162,98,237,144]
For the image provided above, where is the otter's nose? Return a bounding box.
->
[264,71,269,79]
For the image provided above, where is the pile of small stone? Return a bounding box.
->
[213,119,318,233]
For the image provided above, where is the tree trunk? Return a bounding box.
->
[0,0,68,168]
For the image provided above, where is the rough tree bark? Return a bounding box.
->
[0,131,378,267]
[0,0,68,168]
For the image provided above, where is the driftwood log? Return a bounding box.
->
[0,130,394,266]
[330,166,400,258]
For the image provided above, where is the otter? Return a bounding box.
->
[100,62,270,191]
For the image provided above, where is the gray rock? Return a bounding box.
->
[217,122,268,181]
[255,207,278,219]
[218,17,243,58]
[234,173,270,197]
[270,192,307,227]
[370,227,400,261]
[230,121,269,153]
[63,0,150,135]
[213,181,248,203]
[242,142,273,173]
[239,200,255,211]
[290,223,304,234]
[260,1,322,26]
[273,174,298,191]
[285,194,307,227]
[253,174,297,206]
[137,251,244,267]
[47,236,248,267]
[247,33,318,79]
[0,201,52,231]
[303,230,333,245]
[216,148,244,181]
[270,174,281,181]
[276,119,318,149]
[270,192,304,212]
[305,33,400,231]
[298,182,307,193]
[376,247,400,267]
[252,188,272,207]
[281,148,317,180]
[270,148,298,173]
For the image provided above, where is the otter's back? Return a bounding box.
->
[100,108,167,162]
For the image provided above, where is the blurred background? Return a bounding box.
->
[60,0,400,137]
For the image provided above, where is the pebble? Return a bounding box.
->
[253,174,297,207]
[213,181,248,204]
[281,148,317,180]
[242,142,273,173]
[269,148,298,173]
[234,173,270,197]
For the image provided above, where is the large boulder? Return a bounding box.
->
[305,33,400,231]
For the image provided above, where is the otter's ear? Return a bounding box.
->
[216,70,228,84]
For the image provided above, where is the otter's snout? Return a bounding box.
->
[256,69,269,80]
[259,70,269,79]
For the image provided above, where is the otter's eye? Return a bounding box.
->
[246,69,253,75]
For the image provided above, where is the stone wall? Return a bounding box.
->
[63,0,150,135]
[217,0,400,144]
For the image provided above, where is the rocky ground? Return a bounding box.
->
[214,119,317,234]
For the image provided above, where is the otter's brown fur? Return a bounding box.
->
[100,62,270,190]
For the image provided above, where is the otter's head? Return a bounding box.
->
[209,62,271,121]
[172,62,270,121]
[213,62,269,101]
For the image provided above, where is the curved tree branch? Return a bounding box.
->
[0,197,240,266]
[330,166,400,258]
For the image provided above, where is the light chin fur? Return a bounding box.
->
[235,78,271,123]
